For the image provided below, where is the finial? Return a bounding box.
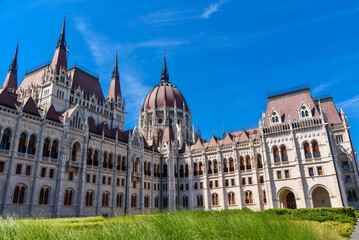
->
[112,51,119,78]
[57,15,66,47]
[160,49,169,82]
[9,42,19,71]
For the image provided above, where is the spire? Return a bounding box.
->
[160,50,169,82]
[2,42,19,91]
[107,52,122,101]
[57,15,66,47]
[51,15,67,72]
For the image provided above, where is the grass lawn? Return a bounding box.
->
[0,208,356,240]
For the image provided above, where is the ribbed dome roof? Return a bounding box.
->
[142,81,188,111]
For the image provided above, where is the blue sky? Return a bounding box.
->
[1,0,359,149]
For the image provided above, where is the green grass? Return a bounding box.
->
[0,209,356,240]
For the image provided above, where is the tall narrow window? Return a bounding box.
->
[108,153,113,169]
[131,194,137,208]
[185,164,189,177]
[229,158,234,172]
[27,135,36,155]
[87,148,93,165]
[71,143,79,161]
[180,165,184,177]
[240,157,245,170]
[183,195,189,208]
[85,191,93,206]
[0,128,11,150]
[18,132,27,153]
[228,192,235,205]
[197,195,203,207]
[117,193,123,207]
[93,150,99,166]
[163,164,168,178]
[281,146,288,162]
[212,193,219,206]
[213,160,218,174]
[193,163,198,176]
[312,141,321,158]
[257,154,263,168]
[245,191,253,204]
[199,162,203,175]
[304,142,312,159]
[13,185,26,204]
[122,157,126,171]
[223,159,228,172]
[39,187,50,205]
[50,140,58,159]
[245,156,251,170]
[273,146,280,163]
[102,192,109,207]
[64,189,73,206]
[208,161,212,174]
[42,138,50,157]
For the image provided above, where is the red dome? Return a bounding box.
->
[142,81,188,111]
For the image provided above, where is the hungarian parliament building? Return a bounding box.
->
[0,18,358,217]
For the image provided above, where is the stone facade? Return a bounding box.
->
[0,18,358,217]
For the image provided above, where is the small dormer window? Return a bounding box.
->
[301,106,309,118]
[272,112,279,123]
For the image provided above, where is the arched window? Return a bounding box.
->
[144,195,150,208]
[213,160,218,174]
[229,158,234,172]
[27,134,36,155]
[157,165,160,177]
[223,159,228,172]
[199,162,203,175]
[163,197,168,208]
[122,156,126,171]
[273,146,280,163]
[39,186,50,205]
[0,128,11,150]
[312,141,321,158]
[185,164,189,177]
[245,156,251,170]
[183,195,189,208]
[228,192,235,205]
[93,150,99,166]
[239,157,245,170]
[116,193,123,207]
[304,142,312,159]
[157,130,163,146]
[13,185,26,204]
[197,195,203,207]
[212,193,219,206]
[117,155,121,171]
[147,162,151,176]
[154,196,159,208]
[87,148,93,165]
[64,189,73,206]
[180,165,184,177]
[281,146,288,162]
[257,154,263,168]
[102,192,109,207]
[245,191,253,204]
[18,132,27,153]
[42,138,50,157]
[208,161,213,174]
[154,164,157,177]
[103,152,108,168]
[301,106,309,118]
[85,191,93,206]
[163,164,168,178]
[131,194,137,208]
[50,140,58,159]
[71,143,80,161]
[108,153,113,169]
[193,163,198,176]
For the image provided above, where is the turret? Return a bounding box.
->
[50,16,68,72]
[107,52,122,101]
[2,43,19,91]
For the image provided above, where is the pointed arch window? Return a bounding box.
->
[103,152,108,168]
[193,163,198,176]
[0,128,11,150]
[147,162,151,176]
[117,155,121,171]
[64,189,73,206]
[18,132,27,153]
[27,134,36,155]
[245,156,251,170]
[102,192,109,207]
[197,194,203,207]
[223,159,228,172]
[213,160,218,174]
[208,161,212,174]
[229,158,234,172]
[199,162,203,175]
[50,140,58,159]
[42,138,50,157]
[228,192,235,205]
[144,195,150,208]
[121,156,126,171]
[212,193,219,206]
[131,194,137,208]
[304,142,312,159]
[87,148,93,165]
[273,146,280,163]
[180,165,184,177]
[183,195,189,208]
[245,191,253,204]
[312,141,321,158]
[185,164,189,177]
[71,143,79,161]
[144,161,148,175]
[85,191,93,206]
[163,164,168,178]
[116,193,123,207]
[281,146,288,162]
[239,157,245,170]
[108,153,113,169]
[39,187,50,205]
[301,105,309,118]
[93,150,99,166]
[13,185,26,204]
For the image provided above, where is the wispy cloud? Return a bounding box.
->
[202,0,227,19]
[311,79,337,95]
[136,39,190,48]
[338,95,359,108]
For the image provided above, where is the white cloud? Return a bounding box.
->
[202,0,227,19]
[136,39,190,48]
[311,79,337,95]
[338,95,359,108]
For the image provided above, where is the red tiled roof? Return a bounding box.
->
[68,67,104,100]
[222,133,233,144]
[265,88,319,125]
[17,67,46,93]
[107,76,121,100]
[0,88,16,109]
[22,97,40,117]
[45,105,61,123]
[50,46,67,73]
[318,98,342,125]
[207,136,218,147]
[192,138,203,150]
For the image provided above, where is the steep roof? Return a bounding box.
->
[45,105,61,123]
[265,88,319,125]
[22,97,40,117]
[2,43,18,91]
[68,66,105,100]
[107,53,121,100]
[0,88,16,109]
[316,97,342,125]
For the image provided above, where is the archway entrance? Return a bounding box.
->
[286,192,296,209]
[312,187,331,208]
[279,189,297,209]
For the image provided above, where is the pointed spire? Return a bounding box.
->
[2,42,19,90]
[161,50,169,82]
[57,15,66,47]
[107,52,122,101]
[51,15,68,72]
